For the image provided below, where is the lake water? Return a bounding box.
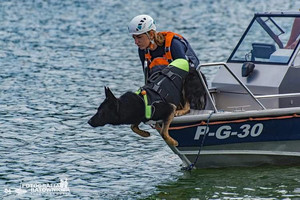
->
[1,0,300,199]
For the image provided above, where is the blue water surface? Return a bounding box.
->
[1,0,300,199]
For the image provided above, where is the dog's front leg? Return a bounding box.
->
[161,104,178,146]
[131,123,150,137]
[175,101,190,116]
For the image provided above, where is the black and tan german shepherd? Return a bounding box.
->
[88,66,207,146]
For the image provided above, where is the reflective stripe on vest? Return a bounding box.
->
[135,89,152,119]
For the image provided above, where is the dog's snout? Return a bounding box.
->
[88,119,94,127]
[88,117,102,127]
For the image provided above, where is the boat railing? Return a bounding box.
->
[197,62,267,113]
[198,62,300,112]
[255,93,300,99]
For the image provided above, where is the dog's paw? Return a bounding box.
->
[132,128,151,137]
[136,130,151,137]
[131,124,151,137]
[175,109,190,117]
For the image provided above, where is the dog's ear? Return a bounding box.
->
[104,87,117,101]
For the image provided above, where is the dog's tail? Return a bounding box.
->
[184,67,207,110]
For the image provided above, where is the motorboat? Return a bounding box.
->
[164,11,300,169]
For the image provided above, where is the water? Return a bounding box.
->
[1,0,300,199]
[152,166,300,199]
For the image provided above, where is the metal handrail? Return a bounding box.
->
[255,93,300,99]
[197,62,267,111]
[256,17,284,48]
[196,65,218,113]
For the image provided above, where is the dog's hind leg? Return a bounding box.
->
[131,123,150,137]
[175,101,190,117]
[161,104,178,146]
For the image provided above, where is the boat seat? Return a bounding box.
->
[269,49,293,63]
[251,43,276,61]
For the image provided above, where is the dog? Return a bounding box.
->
[88,59,207,146]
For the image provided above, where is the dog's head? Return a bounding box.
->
[88,87,120,127]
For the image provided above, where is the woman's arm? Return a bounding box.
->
[286,18,300,48]
[170,38,187,59]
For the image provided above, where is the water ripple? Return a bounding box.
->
[1,0,300,199]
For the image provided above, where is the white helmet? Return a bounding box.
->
[128,15,156,35]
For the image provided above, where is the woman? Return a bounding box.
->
[128,14,200,82]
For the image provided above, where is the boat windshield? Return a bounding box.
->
[228,14,300,64]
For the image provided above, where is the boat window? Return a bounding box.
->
[228,16,299,64]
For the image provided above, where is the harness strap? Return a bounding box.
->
[135,89,152,119]
[143,92,152,119]
[144,31,185,67]
[162,31,184,61]
[148,57,169,69]
[145,49,151,61]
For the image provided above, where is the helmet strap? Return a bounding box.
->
[145,32,151,40]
